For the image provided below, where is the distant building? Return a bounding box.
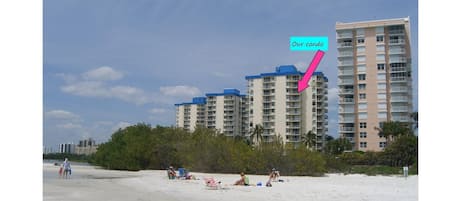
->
[58,143,75,154]
[75,138,98,155]
[175,97,207,132]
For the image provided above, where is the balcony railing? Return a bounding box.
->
[339,89,354,94]
[339,70,354,76]
[389,29,405,35]
[340,98,354,103]
[338,60,354,66]
[389,39,405,45]
[338,42,353,48]
[340,127,355,132]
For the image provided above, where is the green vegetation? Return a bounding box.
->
[89,119,418,176]
[91,124,326,176]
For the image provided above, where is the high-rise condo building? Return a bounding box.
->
[206,89,247,137]
[245,65,328,150]
[336,17,413,151]
[175,97,207,132]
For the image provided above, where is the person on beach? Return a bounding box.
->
[234,172,249,186]
[62,158,72,179]
[167,166,177,179]
[269,168,280,181]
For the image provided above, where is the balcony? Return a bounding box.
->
[340,127,355,132]
[337,32,353,39]
[338,51,353,57]
[391,66,407,72]
[389,49,406,54]
[391,77,408,82]
[339,89,354,94]
[340,98,354,104]
[339,79,354,85]
[339,107,355,113]
[390,57,407,63]
[391,86,409,92]
[389,29,405,35]
[338,42,353,48]
[391,106,409,112]
[391,96,409,102]
[339,116,355,123]
[389,39,405,45]
[338,60,353,66]
[338,70,354,76]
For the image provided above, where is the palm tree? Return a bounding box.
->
[374,121,411,146]
[301,130,317,150]
[410,112,418,131]
[249,124,264,146]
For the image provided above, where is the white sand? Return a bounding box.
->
[44,161,417,201]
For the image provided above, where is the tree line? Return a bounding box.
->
[89,119,417,176]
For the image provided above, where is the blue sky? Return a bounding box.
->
[43,0,418,150]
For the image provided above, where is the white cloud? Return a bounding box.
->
[45,110,80,120]
[61,81,110,97]
[328,87,339,104]
[295,61,309,72]
[57,123,82,129]
[149,108,167,114]
[82,66,123,81]
[112,121,132,132]
[55,73,77,83]
[110,86,149,105]
[160,85,201,97]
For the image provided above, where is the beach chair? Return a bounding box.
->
[178,168,186,179]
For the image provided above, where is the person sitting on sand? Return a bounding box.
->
[269,168,280,181]
[234,172,249,186]
[167,166,177,179]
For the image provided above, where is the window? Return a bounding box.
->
[379,142,387,148]
[357,56,366,62]
[360,132,367,138]
[358,103,367,109]
[378,73,386,80]
[356,28,365,36]
[358,74,366,80]
[378,103,387,109]
[376,35,384,42]
[357,46,365,53]
[360,142,367,148]
[378,93,386,99]
[376,45,385,52]
[359,112,367,119]
[378,83,386,90]
[358,84,366,90]
[359,93,366,99]
[377,63,385,70]
[357,38,365,44]
[376,27,384,34]
[357,65,366,72]
[359,122,367,128]
[378,112,387,119]
[376,54,385,61]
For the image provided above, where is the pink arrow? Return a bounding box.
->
[298,50,325,93]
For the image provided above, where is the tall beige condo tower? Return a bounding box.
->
[246,66,328,151]
[336,17,413,151]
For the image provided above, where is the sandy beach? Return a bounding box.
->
[43,161,417,201]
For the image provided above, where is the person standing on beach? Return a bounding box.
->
[62,158,72,179]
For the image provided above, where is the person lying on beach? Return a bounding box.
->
[234,172,249,186]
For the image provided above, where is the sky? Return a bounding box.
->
[43,0,418,150]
